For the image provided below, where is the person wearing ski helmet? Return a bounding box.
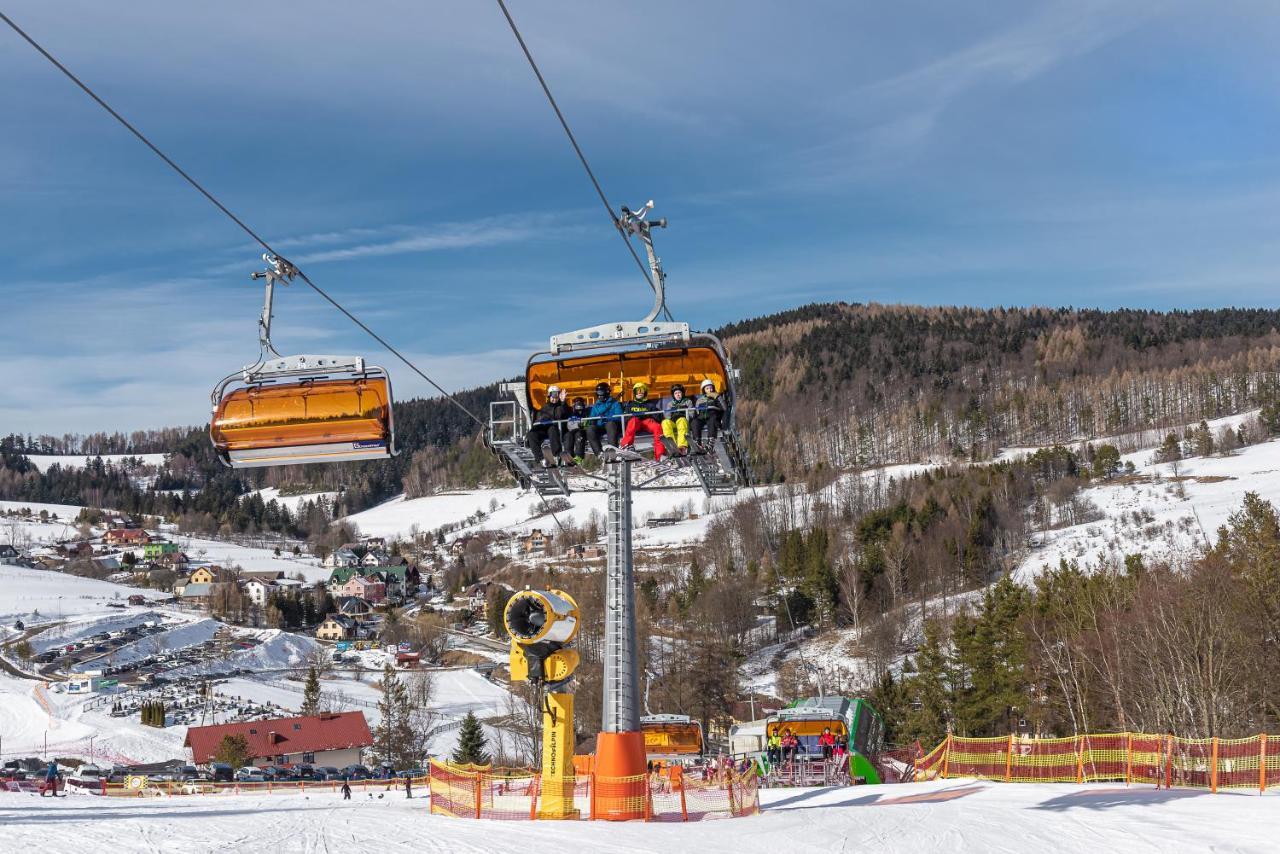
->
[528,384,572,467]
[565,395,589,463]
[619,381,666,461]
[691,378,726,452]
[661,383,694,456]
[586,382,623,457]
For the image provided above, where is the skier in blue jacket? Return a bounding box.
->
[586,382,623,457]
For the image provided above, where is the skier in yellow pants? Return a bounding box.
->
[661,384,694,457]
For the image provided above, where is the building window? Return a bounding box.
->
[293,723,302,731]
[303,753,315,764]
[249,728,257,734]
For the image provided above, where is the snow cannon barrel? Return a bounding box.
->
[505,589,581,685]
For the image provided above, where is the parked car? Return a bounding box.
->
[397,768,429,779]
[314,766,341,781]
[235,767,267,782]
[68,765,105,787]
[339,764,372,780]
[210,763,234,782]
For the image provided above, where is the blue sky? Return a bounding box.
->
[4,1,1280,434]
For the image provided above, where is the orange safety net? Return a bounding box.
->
[924,731,1280,793]
[425,760,758,822]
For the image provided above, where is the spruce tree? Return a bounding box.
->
[301,666,322,716]
[372,664,416,769]
[452,711,490,766]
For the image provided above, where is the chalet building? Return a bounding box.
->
[185,712,372,768]
[324,544,362,569]
[317,614,357,641]
[568,543,606,559]
[188,567,217,585]
[335,596,373,621]
[104,528,151,546]
[336,575,383,604]
[178,582,213,606]
[0,544,19,565]
[519,529,552,555]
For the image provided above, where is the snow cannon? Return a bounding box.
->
[505,588,580,820]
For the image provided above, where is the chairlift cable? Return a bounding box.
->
[0,10,486,429]
[493,0,674,322]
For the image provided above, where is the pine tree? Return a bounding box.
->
[452,711,490,766]
[301,666,322,716]
[372,664,416,769]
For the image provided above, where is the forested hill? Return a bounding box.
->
[7,303,1280,520]
[719,304,1280,480]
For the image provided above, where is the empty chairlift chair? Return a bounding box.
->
[209,255,397,468]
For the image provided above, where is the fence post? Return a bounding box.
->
[529,774,540,821]
[726,772,737,817]
[1261,734,1268,794]
[941,734,951,779]
[1125,733,1133,786]
[1005,734,1014,783]
[589,772,596,821]
[1211,738,1219,794]
[678,775,688,822]
[1164,735,1173,790]
[644,777,653,822]
[474,774,482,819]
[1075,736,1084,784]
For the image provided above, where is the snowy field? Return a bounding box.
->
[2,779,1276,853]
[0,565,138,624]
[1015,435,1280,581]
[23,453,168,473]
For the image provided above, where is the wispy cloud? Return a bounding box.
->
[295,214,563,264]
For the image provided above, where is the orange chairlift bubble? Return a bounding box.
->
[642,714,705,760]
[487,201,748,498]
[209,255,398,468]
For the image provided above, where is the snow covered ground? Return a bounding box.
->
[0,565,138,625]
[2,779,1275,852]
[1015,435,1280,582]
[248,487,339,513]
[23,453,168,473]
[167,533,328,582]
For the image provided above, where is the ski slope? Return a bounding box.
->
[2,779,1275,852]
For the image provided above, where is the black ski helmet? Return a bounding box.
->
[595,382,611,398]
[671,383,685,396]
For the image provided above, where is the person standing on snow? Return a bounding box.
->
[341,778,352,800]
[42,761,59,797]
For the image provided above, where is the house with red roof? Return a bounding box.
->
[184,711,372,768]
[104,528,151,546]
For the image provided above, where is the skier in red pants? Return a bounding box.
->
[619,382,666,461]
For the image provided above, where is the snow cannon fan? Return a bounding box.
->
[504,587,580,819]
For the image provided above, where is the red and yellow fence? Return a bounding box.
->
[428,759,760,821]
[917,732,1280,793]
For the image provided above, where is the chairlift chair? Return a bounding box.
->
[209,255,398,468]
[488,202,748,495]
